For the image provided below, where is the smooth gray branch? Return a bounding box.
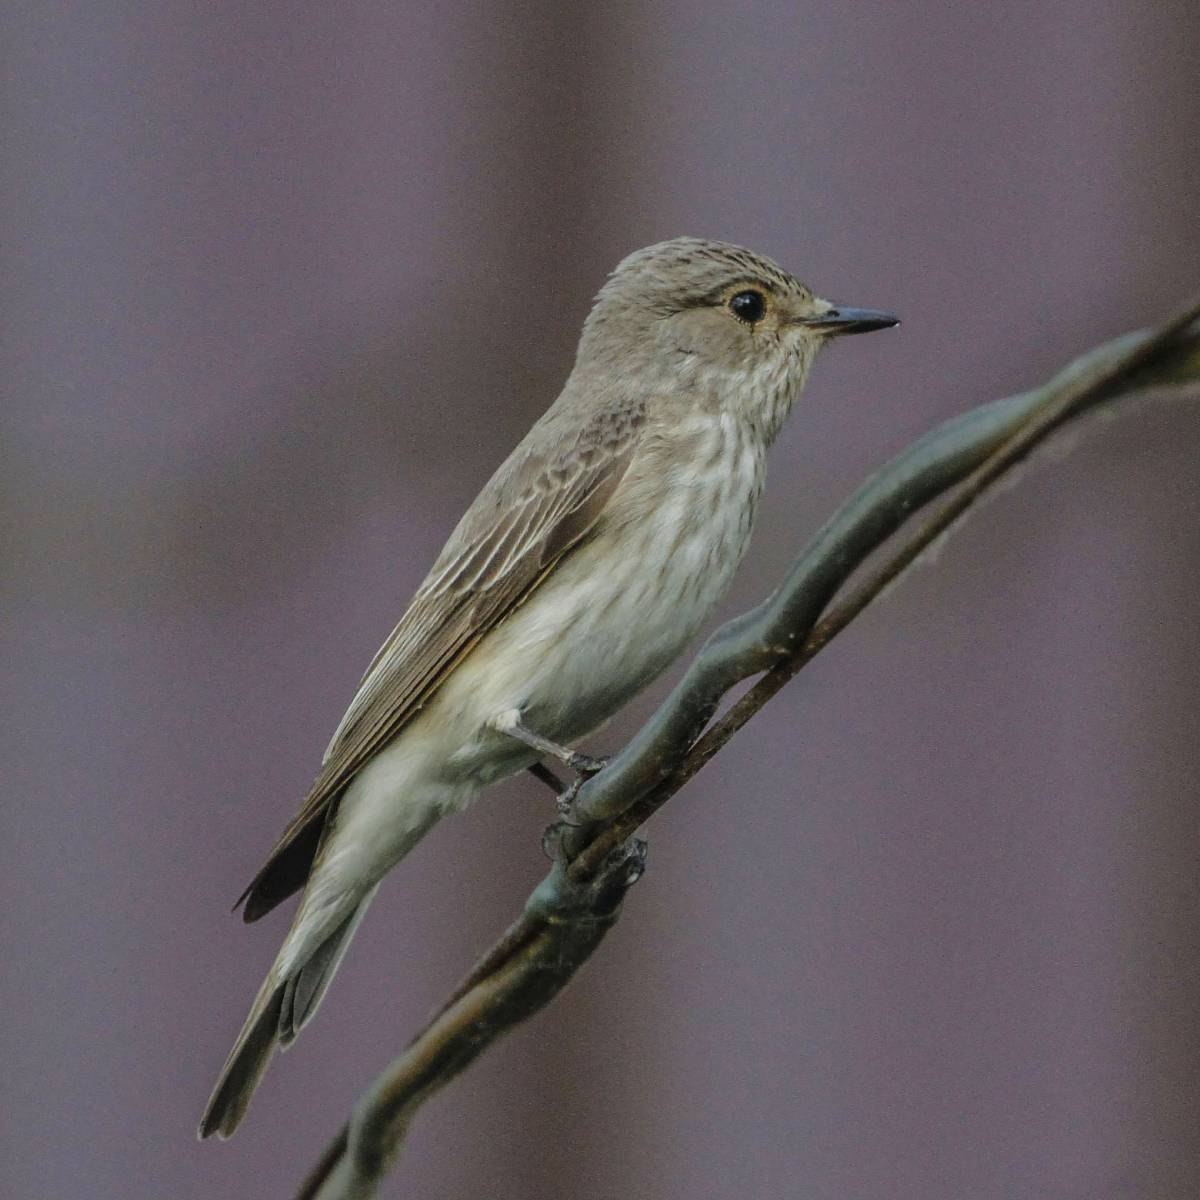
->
[297,300,1200,1200]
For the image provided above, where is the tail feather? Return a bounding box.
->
[198,891,375,1140]
[198,978,286,1140]
[279,886,378,1043]
[202,781,445,1139]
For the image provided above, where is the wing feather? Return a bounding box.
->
[236,401,643,918]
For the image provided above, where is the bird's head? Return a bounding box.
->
[578,237,897,433]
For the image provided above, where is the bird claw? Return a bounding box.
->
[555,783,582,820]
[554,772,590,822]
[555,754,607,822]
[542,753,608,856]
[566,751,609,776]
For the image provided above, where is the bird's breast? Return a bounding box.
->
[435,415,766,776]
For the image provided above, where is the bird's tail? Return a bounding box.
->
[198,888,377,1140]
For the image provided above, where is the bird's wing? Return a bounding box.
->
[237,401,644,919]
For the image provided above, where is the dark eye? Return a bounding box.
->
[728,289,766,323]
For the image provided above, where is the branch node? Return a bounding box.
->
[526,836,648,924]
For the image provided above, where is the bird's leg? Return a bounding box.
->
[495,710,608,818]
[527,761,566,796]
[492,709,608,776]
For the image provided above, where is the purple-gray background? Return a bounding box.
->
[4,3,1200,1197]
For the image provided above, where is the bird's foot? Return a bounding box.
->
[499,710,608,796]
[541,756,610,857]
[527,751,608,811]
[566,750,608,776]
[556,754,609,819]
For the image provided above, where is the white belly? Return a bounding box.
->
[429,417,764,786]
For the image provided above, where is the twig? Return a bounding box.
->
[297,301,1200,1199]
[296,840,647,1200]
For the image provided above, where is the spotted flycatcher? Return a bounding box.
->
[199,237,897,1137]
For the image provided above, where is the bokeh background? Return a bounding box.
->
[4,2,1200,1197]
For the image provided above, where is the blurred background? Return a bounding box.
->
[4,2,1200,1197]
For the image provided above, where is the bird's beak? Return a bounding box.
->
[798,306,900,337]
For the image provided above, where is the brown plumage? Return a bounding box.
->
[236,401,644,922]
[200,237,896,1139]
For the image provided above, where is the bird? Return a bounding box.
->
[199,236,897,1138]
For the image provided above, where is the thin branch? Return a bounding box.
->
[297,300,1200,1200]
[296,840,647,1200]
